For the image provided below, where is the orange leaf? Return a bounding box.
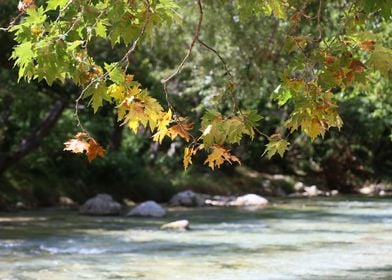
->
[168,123,193,142]
[64,132,105,162]
[204,145,240,170]
[17,0,36,12]
[86,138,105,162]
[349,59,366,73]
[325,55,336,65]
[360,40,375,52]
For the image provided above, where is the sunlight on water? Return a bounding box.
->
[0,198,391,279]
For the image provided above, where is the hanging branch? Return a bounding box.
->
[74,0,152,132]
[159,0,204,124]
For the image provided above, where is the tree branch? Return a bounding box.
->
[0,98,67,175]
[161,0,203,85]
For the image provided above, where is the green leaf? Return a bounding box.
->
[104,63,125,84]
[262,135,290,159]
[273,85,292,106]
[266,0,287,19]
[85,82,110,113]
[11,42,35,80]
[242,110,263,139]
[367,45,392,77]
[95,20,108,38]
[224,117,245,144]
[46,0,69,11]
[24,7,47,25]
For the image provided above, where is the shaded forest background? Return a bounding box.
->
[0,0,391,208]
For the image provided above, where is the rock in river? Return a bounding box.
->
[229,194,268,207]
[169,190,209,207]
[161,219,190,230]
[79,194,122,216]
[127,201,166,217]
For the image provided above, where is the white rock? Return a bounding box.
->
[127,201,166,217]
[15,201,27,210]
[229,194,268,207]
[359,186,373,195]
[59,196,76,207]
[304,185,321,197]
[161,220,190,230]
[79,194,121,216]
[294,182,305,192]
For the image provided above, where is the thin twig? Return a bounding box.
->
[316,0,323,42]
[197,38,239,112]
[161,0,203,85]
[197,39,232,78]
[55,0,74,22]
[0,12,24,32]
[159,0,203,123]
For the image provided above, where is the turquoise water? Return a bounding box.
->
[0,198,391,279]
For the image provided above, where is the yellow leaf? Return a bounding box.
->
[107,84,125,101]
[152,110,172,144]
[183,145,198,170]
[204,145,240,170]
[303,118,325,140]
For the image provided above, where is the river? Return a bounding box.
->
[0,197,391,279]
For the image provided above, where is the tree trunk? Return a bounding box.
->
[0,98,67,175]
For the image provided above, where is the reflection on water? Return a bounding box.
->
[0,197,391,279]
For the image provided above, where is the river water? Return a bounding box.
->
[0,198,391,279]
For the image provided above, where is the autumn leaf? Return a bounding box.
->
[86,138,105,162]
[64,132,105,162]
[168,122,193,142]
[262,134,290,159]
[18,0,36,12]
[64,132,89,153]
[183,145,199,170]
[204,145,240,170]
[152,109,172,143]
[360,40,375,51]
[349,59,366,73]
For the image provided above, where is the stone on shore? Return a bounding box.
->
[229,194,269,207]
[169,190,209,207]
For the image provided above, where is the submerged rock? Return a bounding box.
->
[79,194,121,216]
[127,201,166,217]
[161,219,190,230]
[229,194,268,207]
[169,190,209,207]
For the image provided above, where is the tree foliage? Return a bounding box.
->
[4,0,392,170]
